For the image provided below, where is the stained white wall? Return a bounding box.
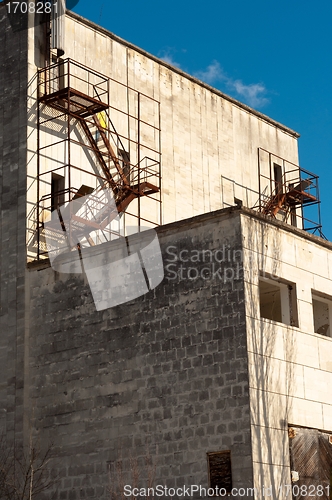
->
[242,213,332,497]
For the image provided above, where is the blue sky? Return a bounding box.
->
[71,0,332,240]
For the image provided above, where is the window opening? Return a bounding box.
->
[259,274,298,327]
[312,292,332,337]
[289,426,332,500]
[274,163,283,194]
[51,173,65,212]
[207,451,232,493]
[119,149,131,183]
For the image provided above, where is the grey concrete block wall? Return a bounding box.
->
[0,2,28,444]
[28,208,253,499]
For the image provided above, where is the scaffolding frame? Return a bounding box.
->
[32,58,162,260]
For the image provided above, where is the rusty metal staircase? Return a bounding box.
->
[255,148,325,238]
[262,177,317,218]
[38,78,159,216]
[33,59,161,258]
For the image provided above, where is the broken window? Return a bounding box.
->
[207,451,232,493]
[259,279,282,322]
[259,275,298,327]
[289,426,332,500]
[312,292,332,337]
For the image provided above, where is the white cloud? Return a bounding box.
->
[194,61,269,109]
[232,80,269,108]
[194,61,226,85]
[158,50,181,68]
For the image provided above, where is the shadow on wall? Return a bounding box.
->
[245,217,296,495]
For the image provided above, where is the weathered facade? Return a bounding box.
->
[28,208,252,497]
[1,2,332,499]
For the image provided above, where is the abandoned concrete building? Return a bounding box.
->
[1,2,332,499]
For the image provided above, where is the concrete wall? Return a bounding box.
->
[242,211,332,497]
[0,2,28,445]
[27,209,253,499]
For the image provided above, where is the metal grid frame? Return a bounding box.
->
[255,147,325,238]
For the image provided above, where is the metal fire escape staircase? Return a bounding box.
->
[36,60,161,253]
[261,176,317,218]
[39,86,159,217]
[254,148,325,238]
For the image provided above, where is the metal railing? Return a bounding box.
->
[38,58,108,102]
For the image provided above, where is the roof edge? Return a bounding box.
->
[156,205,331,250]
[27,205,332,272]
